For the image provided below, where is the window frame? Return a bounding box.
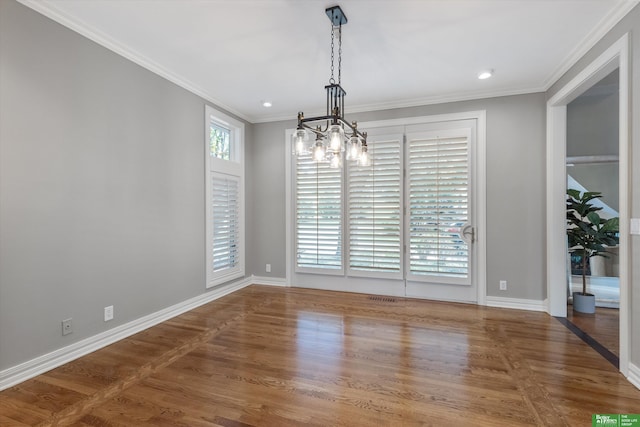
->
[286,111,486,304]
[346,127,404,280]
[405,124,474,286]
[205,105,245,288]
[293,149,345,276]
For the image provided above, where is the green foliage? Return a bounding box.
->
[210,125,230,160]
[566,189,619,295]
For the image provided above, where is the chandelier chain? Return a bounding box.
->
[338,24,342,84]
[330,25,335,84]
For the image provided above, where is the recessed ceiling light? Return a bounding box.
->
[262,101,272,108]
[478,70,493,80]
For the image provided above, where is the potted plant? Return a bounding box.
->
[566,189,619,313]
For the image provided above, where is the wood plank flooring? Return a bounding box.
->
[567,306,619,357]
[1,285,639,426]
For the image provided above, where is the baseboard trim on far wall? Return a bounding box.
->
[0,276,253,392]
[251,275,288,287]
[629,362,640,391]
[485,296,547,312]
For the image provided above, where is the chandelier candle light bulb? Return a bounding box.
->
[347,135,362,160]
[313,138,326,162]
[358,143,370,167]
[292,128,309,155]
[328,125,344,152]
[330,153,342,168]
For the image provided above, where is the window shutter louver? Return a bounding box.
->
[348,135,402,275]
[408,135,470,282]
[211,173,240,273]
[295,153,343,270]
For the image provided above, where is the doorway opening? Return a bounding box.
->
[565,69,620,362]
[546,34,629,375]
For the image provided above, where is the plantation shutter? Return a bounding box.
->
[211,173,240,273]
[295,152,343,270]
[348,133,402,276]
[407,131,471,284]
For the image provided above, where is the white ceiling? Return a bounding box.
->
[20,0,638,123]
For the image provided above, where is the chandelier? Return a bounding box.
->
[292,5,370,168]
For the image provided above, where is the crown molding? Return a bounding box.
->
[542,0,639,90]
[252,86,543,124]
[16,0,252,123]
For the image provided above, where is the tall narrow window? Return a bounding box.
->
[348,131,402,276]
[407,129,471,284]
[295,152,343,271]
[211,174,239,272]
[205,105,244,288]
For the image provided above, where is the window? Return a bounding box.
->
[210,123,231,160]
[294,151,343,272]
[205,105,244,288]
[347,130,403,277]
[290,116,477,289]
[406,127,471,285]
[210,174,240,272]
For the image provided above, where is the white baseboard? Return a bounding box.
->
[485,296,547,312]
[0,276,253,391]
[629,362,640,391]
[251,275,288,287]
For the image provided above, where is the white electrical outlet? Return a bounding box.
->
[104,305,114,322]
[499,280,507,291]
[62,318,73,336]
[266,264,271,273]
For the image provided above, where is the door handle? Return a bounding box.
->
[461,224,475,244]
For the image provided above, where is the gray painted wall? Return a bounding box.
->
[0,1,250,370]
[569,163,619,212]
[567,71,619,210]
[546,4,639,368]
[251,93,547,301]
[567,70,619,157]
[246,120,291,278]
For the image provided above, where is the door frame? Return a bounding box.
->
[546,33,629,375]
[285,111,487,304]
[360,111,486,304]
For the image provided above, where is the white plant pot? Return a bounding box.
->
[573,291,595,314]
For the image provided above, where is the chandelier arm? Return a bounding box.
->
[300,117,366,142]
[298,117,333,134]
[336,118,366,141]
[307,127,327,138]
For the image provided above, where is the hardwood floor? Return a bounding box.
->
[1,285,639,426]
[567,306,620,357]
